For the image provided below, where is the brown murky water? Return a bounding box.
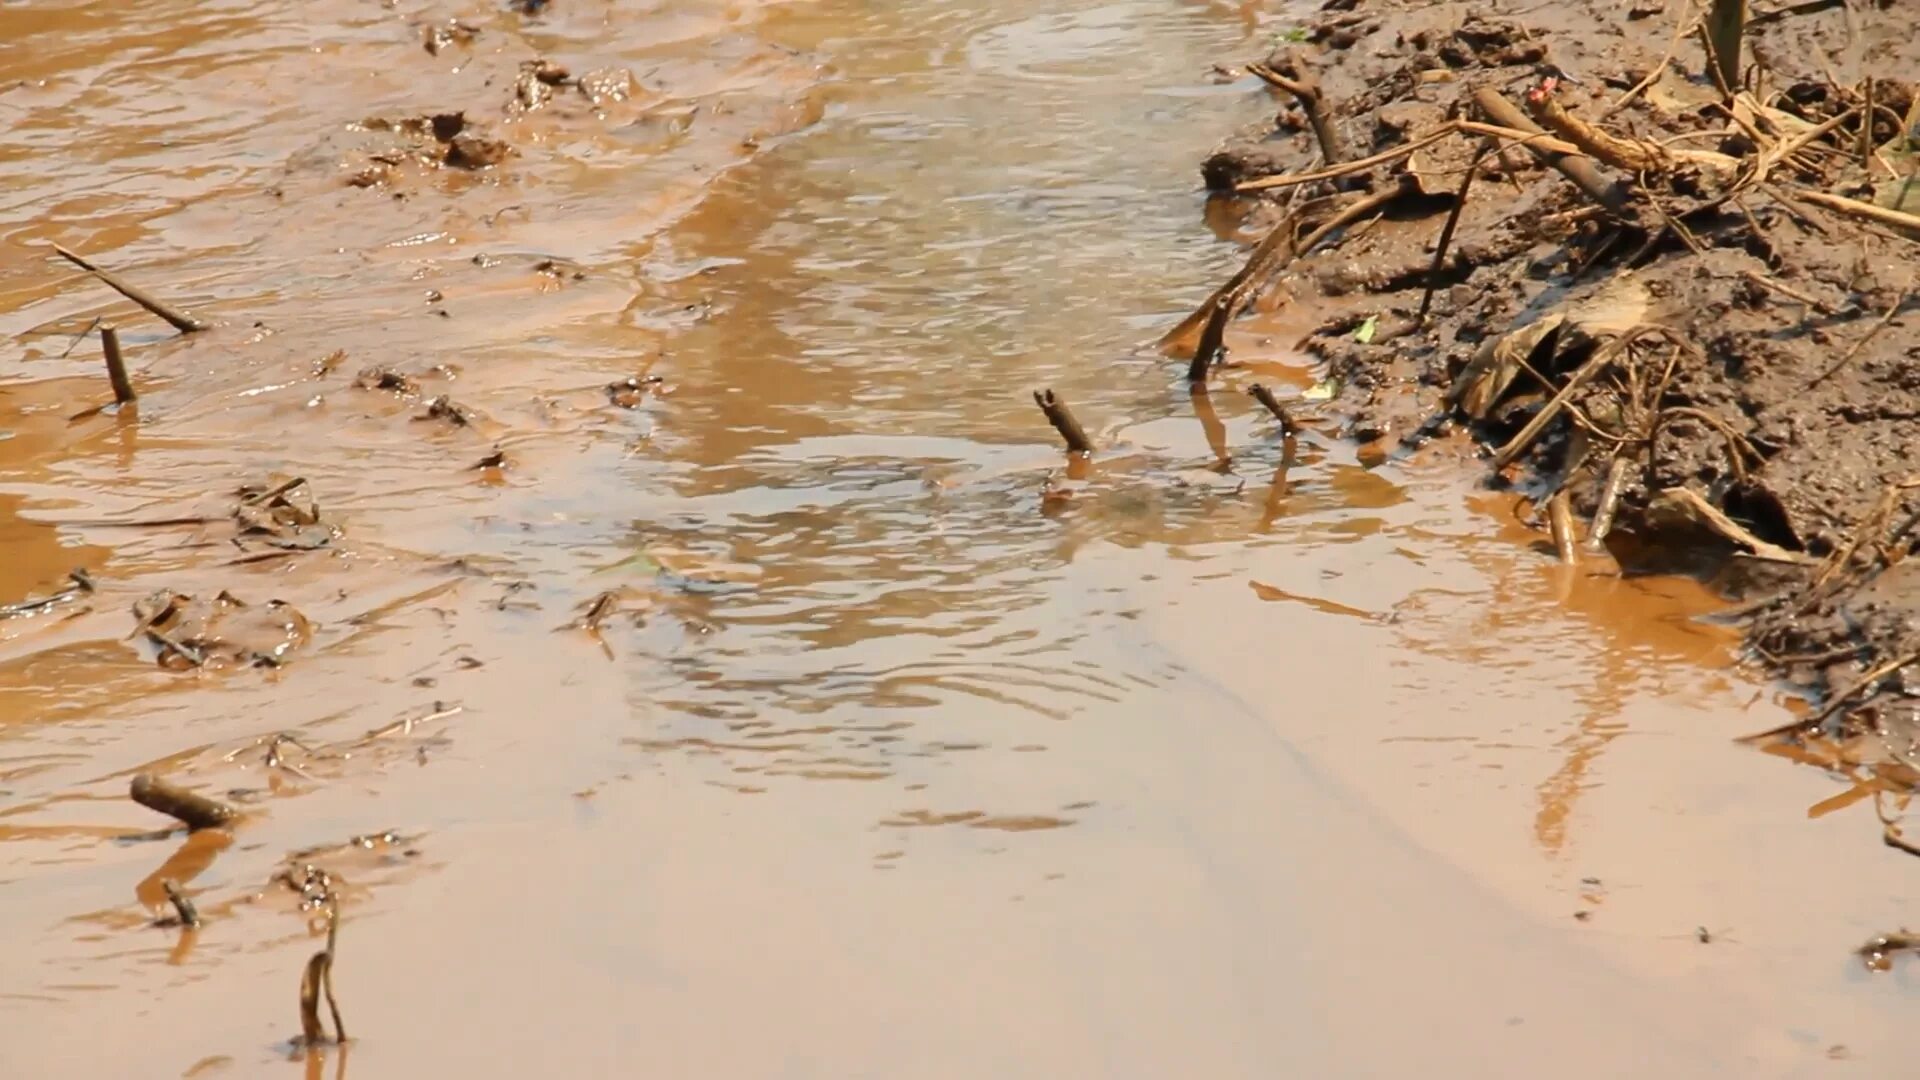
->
[4,1,1919,1076]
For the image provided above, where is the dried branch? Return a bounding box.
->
[1033,390,1093,454]
[1473,89,1632,216]
[1248,50,1346,166]
[129,773,238,831]
[53,244,208,334]
[1248,384,1297,435]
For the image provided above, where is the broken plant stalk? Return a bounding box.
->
[1472,89,1631,216]
[1793,190,1920,238]
[1248,384,1297,435]
[53,244,208,334]
[101,324,136,406]
[1704,0,1747,96]
[1547,490,1580,563]
[299,900,348,1045]
[1585,455,1631,552]
[1247,51,1346,168]
[130,773,238,831]
[1187,179,1410,382]
[1033,390,1093,455]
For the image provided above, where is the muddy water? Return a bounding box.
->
[3,0,1919,1076]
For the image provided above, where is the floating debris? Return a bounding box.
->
[52,243,208,334]
[421,19,478,56]
[606,375,662,409]
[130,589,313,670]
[417,395,474,427]
[234,477,339,551]
[0,569,94,620]
[1857,930,1920,972]
[354,366,417,394]
[129,773,238,831]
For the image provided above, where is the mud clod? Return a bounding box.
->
[131,589,313,670]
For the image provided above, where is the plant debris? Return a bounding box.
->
[51,243,208,334]
[296,897,347,1046]
[1192,0,1920,828]
[416,395,474,426]
[130,589,313,669]
[234,477,340,551]
[421,19,478,56]
[129,773,239,831]
[159,879,201,929]
[354,365,418,394]
[1856,930,1920,972]
[0,568,94,620]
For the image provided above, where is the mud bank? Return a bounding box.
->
[1194,0,1920,809]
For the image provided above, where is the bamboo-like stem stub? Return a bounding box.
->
[101,324,137,405]
[1033,390,1094,455]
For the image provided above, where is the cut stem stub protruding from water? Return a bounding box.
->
[53,243,208,334]
[1248,384,1297,436]
[299,901,348,1046]
[101,324,136,405]
[1033,390,1093,455]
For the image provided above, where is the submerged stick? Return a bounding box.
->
[1187,294,1234,383]
[1248,384,1297,435]
[161,879,201,929]
[53,244,208,334]
[101,324,136,405]
[1033,390,1093,455]
[1190,383,1230,464]
[130,773,238,831]
[1547,489,1580,563]
[1585,455,1631,552]
[298,902,347,1044]
[1160,205,1303,354]
[1188,182,1409,383]
[1472,89,1631,216]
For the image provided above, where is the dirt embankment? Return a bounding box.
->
[1189,1,1920,801]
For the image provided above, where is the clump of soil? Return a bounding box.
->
[1190,0,1920,782]
[338,110,513,187]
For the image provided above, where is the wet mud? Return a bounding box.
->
[6,0,1920,1076]
[1197,1,1920,822]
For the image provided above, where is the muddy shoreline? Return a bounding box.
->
[1193,0,1920,819]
